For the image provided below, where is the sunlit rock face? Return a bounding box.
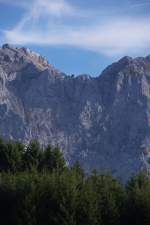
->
[1,44,150,180]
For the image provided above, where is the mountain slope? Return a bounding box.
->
[1,44,150,180]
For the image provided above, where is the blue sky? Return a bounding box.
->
[0,0,150,76]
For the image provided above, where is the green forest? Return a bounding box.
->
[0,138,150,225]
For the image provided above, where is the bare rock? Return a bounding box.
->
[1,44,150,181]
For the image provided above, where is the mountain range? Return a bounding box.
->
[1,43,150,180]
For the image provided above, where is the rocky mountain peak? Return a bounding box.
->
[1,44,53,71]
[118,56,133,64]
[2,43,14,50]
[18,47,50,69]
[101,55,150,79]
[0,44,62,80]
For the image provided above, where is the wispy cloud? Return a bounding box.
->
[2,0,150,57]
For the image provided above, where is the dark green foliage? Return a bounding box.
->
[0,138,23,172]
[124,172,150,225]
[0,139,66,173]
[39,145,66,172]
[22,140,42,170]
[0,138,150,225]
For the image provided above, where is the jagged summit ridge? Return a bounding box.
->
[101,55,150,78]
[1,44,150,78]
[1,43,52,70]
[0,44,62,79]
[1,44,150,181]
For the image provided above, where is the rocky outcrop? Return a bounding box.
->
[1,44,150,180]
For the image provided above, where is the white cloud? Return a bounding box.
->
[2,0,150,57]
[25,0,75,22]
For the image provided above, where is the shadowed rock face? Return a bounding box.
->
[1,44,150,180]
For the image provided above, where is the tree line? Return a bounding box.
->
[0,138,150,225]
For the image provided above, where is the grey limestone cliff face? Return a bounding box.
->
[1,44,150,180]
